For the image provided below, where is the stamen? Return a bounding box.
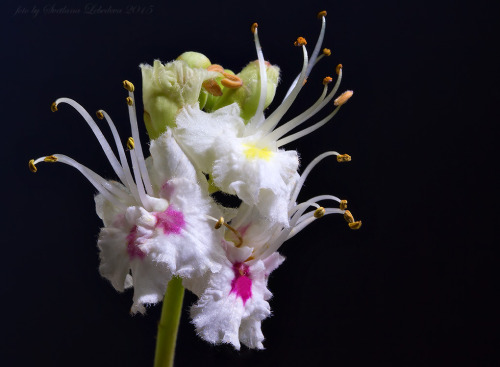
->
[220,73,243,88]
[129,149,152,211]
[314,207,325,218]
[127,137,135,150]
[251,22,258,34]
[50,102,58,112]
[214,217,224,229]
[323,76,333,85]
[336,154,351,162]
[122,80,135,92]
[207,64,225,73]
[124,86,154,196]
[334,90,353,106]
[126,97,133,106]
[28,159,37,173]
[323,48,331,56]
[52,98,127,185]
[251,21,268,124]
[96,110,104,120]
[98,109,141,205]
[336,64,343,75]
[343,210,361,229]
[202,79,223,96]
[294,37,307,46]
[343,210,354,223]
[290,151,341,204]
[260,44,309,133]
[317,10,327,18]
[32,154,127,208]
[340,199,348,210]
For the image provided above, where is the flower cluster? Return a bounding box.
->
[30,11,360,350]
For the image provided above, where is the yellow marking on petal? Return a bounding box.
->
[28,159,37,173]
[337,154,351,162]
[50,102,58,112]
[207,64,224,73]
[127,137,135,150]
[317,10,327,18]
[243,144,274,161]
[202,79,223,96]
[349,221,362,230]
[323,76,333,85]
[323,48,331,56]
[251,22,258,34]
[245,255,255,262]
[294,37,307,46]
[96,110,104,120]
[334,90,353,106]
[44,155,58,163]
[126,97,133,106]
[122,80,135,92]
[340,200,348,210]
[314,207,325,218]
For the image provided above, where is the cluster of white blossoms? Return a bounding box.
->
[30,11,360,350]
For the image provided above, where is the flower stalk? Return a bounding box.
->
[154,277,185,367]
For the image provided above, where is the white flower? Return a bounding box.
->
[173,14,353,226]
[190,150,361,349]
[30,84,223,313]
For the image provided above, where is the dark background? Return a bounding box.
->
[1,0,498,366]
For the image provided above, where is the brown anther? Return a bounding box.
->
[317,10,327,18]
[202,79,223,96]
[337,154,351,162]
[44,155,58,163]
[323,76,333,85]
[251,22,258,34]
[349,221,362,230]
[340,200,348,210]
[50,102,58,112]
[335,64,343,75]
[214,217,224,229]
[294,37,307,47]
[122,80,135,92]
[343,210,354,223]
[221,73,243,89]
[314,207,326,218]
[96,110,104,120]
[323,48,331,56]
[207,64,224,73]
[28,159,37,173]
[127,137,135,150]
[126,96,133,106]
[334,90,353,106]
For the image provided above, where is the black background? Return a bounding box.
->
[1,0,498,366]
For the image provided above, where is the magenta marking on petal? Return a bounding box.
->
[160,181,175,201]
[155,206,185,235]
[230,262,252,304]
[126,225,146,260]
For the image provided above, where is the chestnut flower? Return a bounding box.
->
[173,14,353,226]
[29,83,224,313]
[189,151,361,349]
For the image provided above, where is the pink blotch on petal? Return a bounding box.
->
[230,262,252,304]
[155,206,185,235]
[126,226,146,260]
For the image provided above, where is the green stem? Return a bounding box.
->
[154,276,185,367]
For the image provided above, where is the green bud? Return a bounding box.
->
[206,61,280,123]
[177,51,212,69]
[141,59,218,139]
